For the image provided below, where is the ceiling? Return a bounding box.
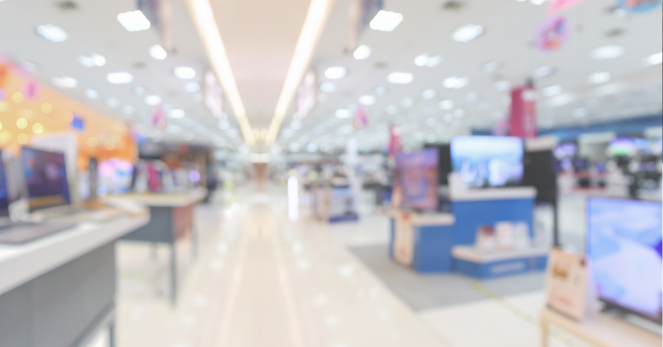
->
[280,0,662,151]
[0,0,239,147]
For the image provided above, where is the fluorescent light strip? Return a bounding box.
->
[265,0,336,145]
[186,0,255,145]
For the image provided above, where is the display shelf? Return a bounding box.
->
[540,307,661,347]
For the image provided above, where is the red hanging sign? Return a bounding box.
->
[508,86,538,139]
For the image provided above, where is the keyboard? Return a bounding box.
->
[0,222,79,244]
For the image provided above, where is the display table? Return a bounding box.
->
[452,246,549,279]
[390,211,456,273]
[115,188,207,305]
[0,211,149,347]
[540,308,661,347]
[312,184,359,223]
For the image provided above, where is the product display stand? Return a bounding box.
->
[540,307,661,347]
[452,246,549,279]
[117,187,207,306]
[389,210,456,273]
[0,211,149,347]
[312,183,359,223]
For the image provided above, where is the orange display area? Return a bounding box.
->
[0,62,136,168]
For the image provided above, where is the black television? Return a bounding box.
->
[522,149,557,204]
[21,147,72,211]
[424,144,451,185]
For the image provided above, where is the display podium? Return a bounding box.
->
[389,210,455,273]
[452,246,549,279]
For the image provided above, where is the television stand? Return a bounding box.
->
[540,307,661,347]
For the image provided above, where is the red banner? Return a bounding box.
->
[508,86,537,138]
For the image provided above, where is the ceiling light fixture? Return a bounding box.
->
[320,82,337,93]
[325,66,347,79]
[187,0,255,145]
[117,10,151,32]
[644,52,662,66]
[369,10,403,32]
[414,54,443,67]
[452,24,484,42]
[542,85,562,97]
[149,45,168,60]
[184,82,200,92]
[591,45,625,60]
[359,95,376,105]
[145,95,161,105]
[336,109,352,118]
[443,76,469,89]
[588,71,611,84]
[52,76,77,89]
[353,45,372,60]
[265,0,335,145]
[387,72,414,84]
[78,54,106,67]
[532,65,555,79]
[168,109,186,119]
[36,24,69,42]
[174,66,196,79]
[422,89,436,99]
[84,89,99,99]
[107,72,133,84]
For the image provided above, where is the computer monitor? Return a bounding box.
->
[451,136,524,188]
[587,198,662,323]
[395,148,439,211]
[0,152,9,217]
[21,147,71,211]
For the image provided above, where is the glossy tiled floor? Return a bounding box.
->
[114,186,588,347]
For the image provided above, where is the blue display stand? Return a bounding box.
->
[452,246,549,279]
[389,212,456,273]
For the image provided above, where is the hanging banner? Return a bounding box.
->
[548,0,587,13]
[353,106,369,130]
[347,0,383,51]
[535,15,570,51]
[618,0,662,13]
[509,85,538,138]
[388,124,402,157]
[151,106,166,129]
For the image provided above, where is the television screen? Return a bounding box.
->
[587,198,662,323]
[395,149,438,211]
[451,136,524,188]
[22,147,71,211]
[553,142,577,159]
[608,138,636,157]
[98,159,134,195]
[0,152,8,217]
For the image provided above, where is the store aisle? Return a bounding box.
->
[115,187,445,347]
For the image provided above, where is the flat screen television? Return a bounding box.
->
[0,151,9,217]
[21,147,71,211]
[98,159,134,195]
[395,149,438,211]
[587,198,662,323]
[608,138,636,157]
[451,136,524,188]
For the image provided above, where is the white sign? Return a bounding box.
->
[544,248,588,321]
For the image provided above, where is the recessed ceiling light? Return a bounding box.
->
[36,24,69,42]
[78,53,106,67]
[106,98,119,108]
[439,100,454,110]
[414,54,443,67]
[588,71,611,84]
[359,95,376,105]
[369,10,404,32]
[495,80,511,91]
[591,45,625,60]
[542,85,562,97]
[530,0,548,5]
[402,98,414,107]
[174,66,196,79]
[387,72,414,84]
[107,72,133,84]
[149,45,167,60]
[532,65,555,79]
[145,95,161,105]
[184,82,200,93]
[320,82,337,92]
[443,76,469,89]
[117,10,151,32]
[168,109,185,119]
[452,24,484,42]
[482,60,502,72]
[325,67,346,79]
[643,52,662,66]
[52,76,77,89]
[353,45,372,60]
[84,89,99,99]
[335,109,352,118]
[422,89,436,99]
[374,86,388,96]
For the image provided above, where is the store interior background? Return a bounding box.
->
[0,0,661,346]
